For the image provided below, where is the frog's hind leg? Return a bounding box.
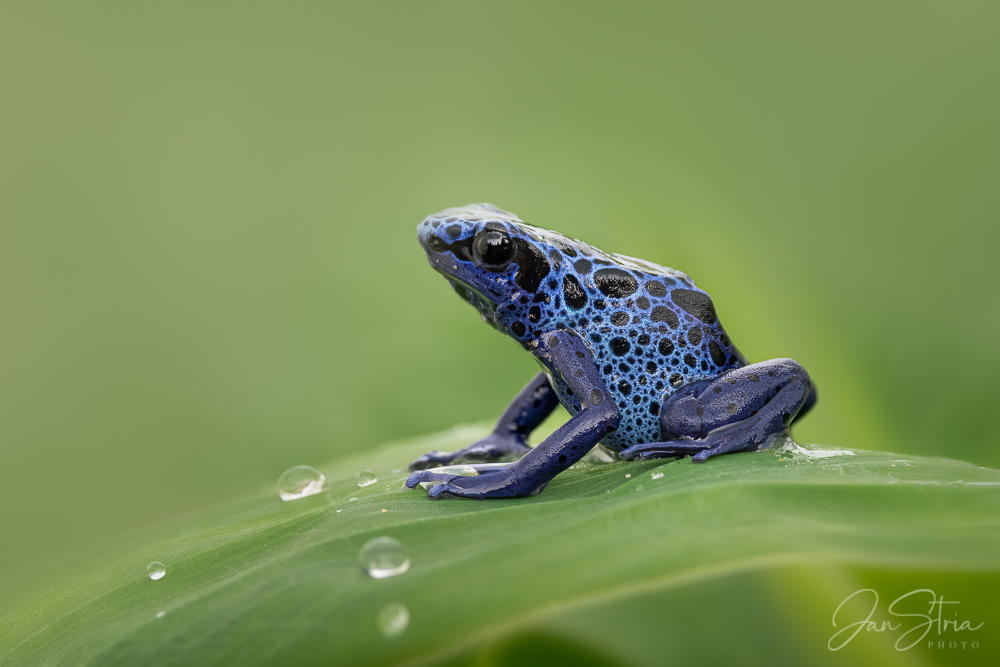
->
[620,359,813,463]
[409,372,559,471]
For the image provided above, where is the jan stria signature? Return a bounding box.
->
[828,589,984,651]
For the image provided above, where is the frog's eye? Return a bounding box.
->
[474,230,515,268]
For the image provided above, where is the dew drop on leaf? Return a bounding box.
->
[357,470,378,487]
[359,537,410,579]
[276,465,326,501]
[377,602,410,638]
[147,562,166,580]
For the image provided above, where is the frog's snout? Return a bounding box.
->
[416,218,442,255]
[417,215,474,261]
[416,218,432,250]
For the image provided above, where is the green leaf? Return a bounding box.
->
[3,425,999,666]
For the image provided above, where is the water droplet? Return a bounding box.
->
[357,470,378,487]
[156,610,166,618]
[651,472,664,480]
[359,536,410,579]
[625,473,631,478]
[775,441,856,460]
[276,465,326,501]
[147,562,166,580]
[336,509,343,513]
[348,497,359,502]
[377,602,410,638]
[426,464,479,476]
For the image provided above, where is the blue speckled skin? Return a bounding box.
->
[406,204,816,499]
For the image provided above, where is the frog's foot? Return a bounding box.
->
[619,439,707,461]
[408,434,531,471]
[405,463,541,499]
[619,429,765,463]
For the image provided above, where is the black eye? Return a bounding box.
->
[474,230,515,267]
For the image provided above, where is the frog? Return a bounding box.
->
[406,203,816,499]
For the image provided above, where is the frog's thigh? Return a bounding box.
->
[660,359,812,440]
[622,359,812,462]
[619,359,811,462]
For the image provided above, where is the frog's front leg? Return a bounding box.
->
[406,330,620,499]
[408,372,559,471]
[620,358,813,462]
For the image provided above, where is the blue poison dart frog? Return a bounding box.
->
[406,204,816,499]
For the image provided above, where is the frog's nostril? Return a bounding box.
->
[417,219,439,246]
[426,234,448,253]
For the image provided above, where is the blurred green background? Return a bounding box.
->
[1,0,997,598]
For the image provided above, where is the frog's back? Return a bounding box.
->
[531,240,746,449]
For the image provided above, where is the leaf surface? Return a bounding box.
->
[2,426,998,666]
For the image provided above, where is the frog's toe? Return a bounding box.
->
[425,480,490,500]
[409,448,488,471]
[404,463,511,492]
[426,482,454,500]
[408,437,531,471]
[423,476,510,500]
[619,441,707,461]
[406,463,542,499]
[689,430,770,462]
[408,451,456,471]
[404,469,455,488]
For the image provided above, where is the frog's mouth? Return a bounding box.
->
[446,278,498,326]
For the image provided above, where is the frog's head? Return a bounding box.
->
[417,203,565,335]
[418,203,695,344]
